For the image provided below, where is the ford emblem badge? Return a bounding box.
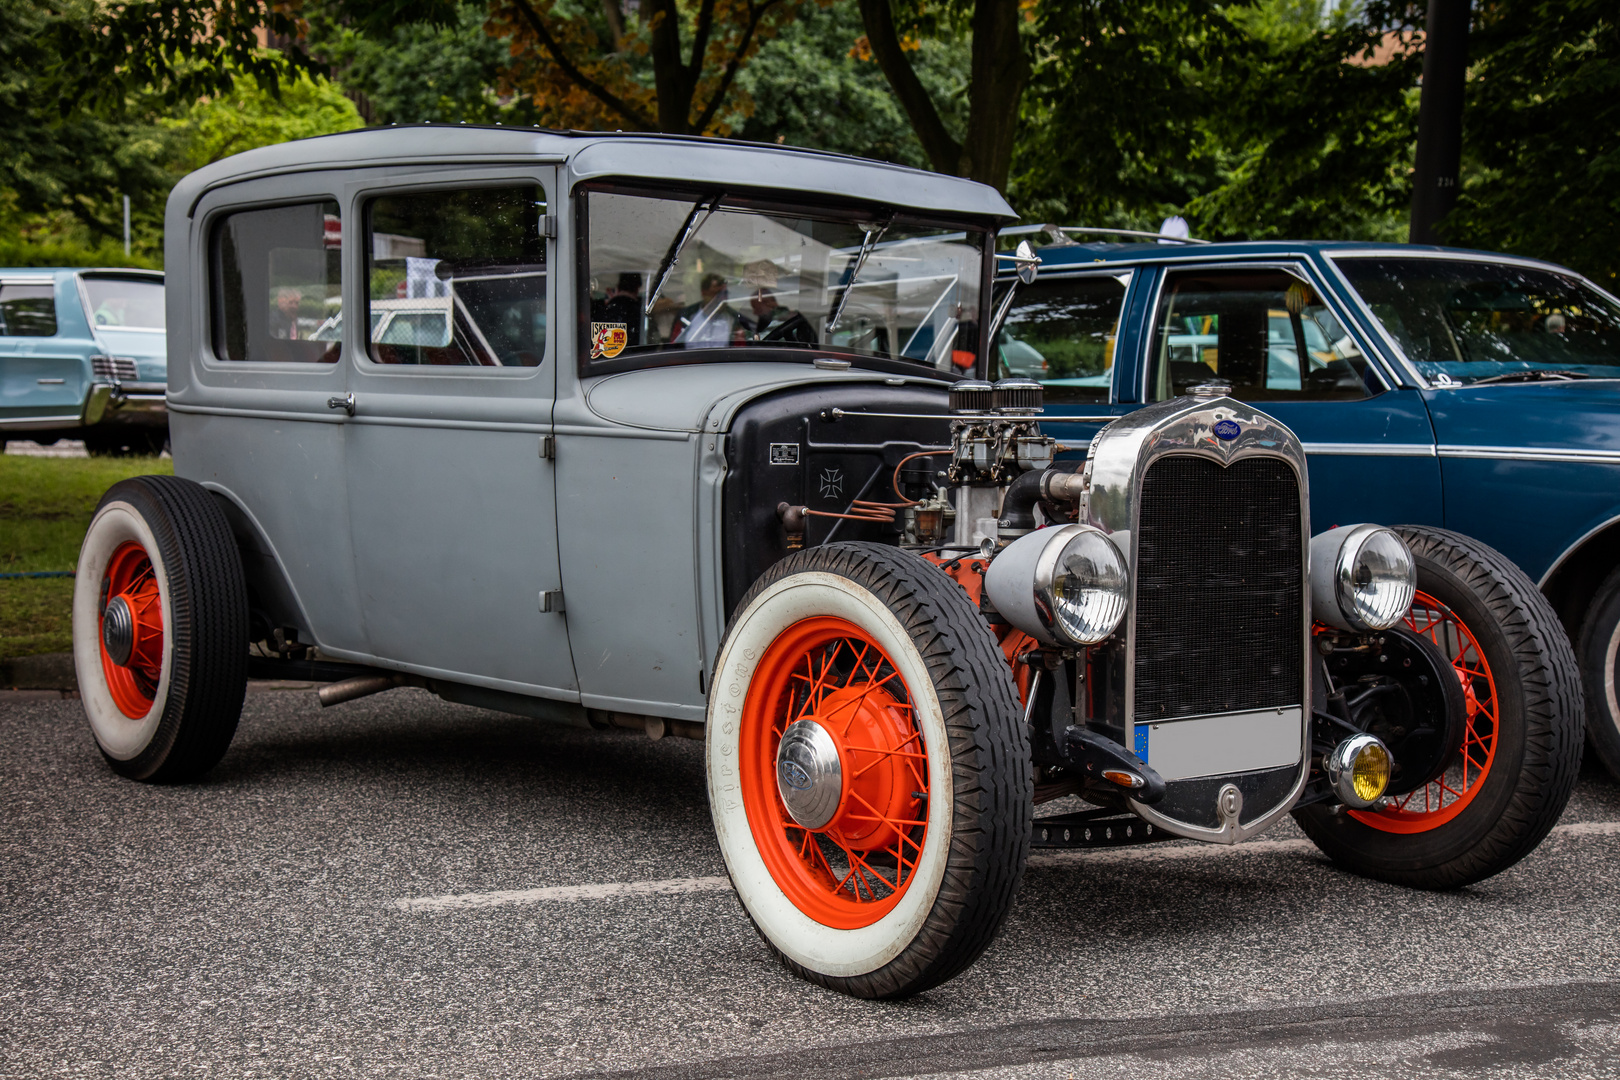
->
[780,760,814,791]
[1213,419,1241,441]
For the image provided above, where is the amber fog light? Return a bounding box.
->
[1328,733,1392,808]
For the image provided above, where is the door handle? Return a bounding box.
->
[37,378,65,385]
[327,393,355,417]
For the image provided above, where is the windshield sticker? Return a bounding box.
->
[590,322,628,359]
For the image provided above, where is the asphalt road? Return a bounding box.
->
[3,687,1618,1079]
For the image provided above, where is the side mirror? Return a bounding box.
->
[1015,239,1038,285]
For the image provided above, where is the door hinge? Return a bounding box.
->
[539,434,556,460]
[540,214,556,239]
[539,589,565,614]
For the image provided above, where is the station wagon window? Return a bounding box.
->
[1147,268,1380,402]
[82,276,165,331]
[211,201,342,363]
[0,282,58,336]
[993,273,1129,403]
[582,187,987,370]
[364,185,547,367]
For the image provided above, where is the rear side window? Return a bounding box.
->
[211,201,342,363]
[0,283,58,337]
[82,276,165,331]
[365,185,547,366]
[1147,268,1380,402]
[994,273,1130,404]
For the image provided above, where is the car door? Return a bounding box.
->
[342,168,577,695]
[0,275,85,422]
[1139,261,1442,531]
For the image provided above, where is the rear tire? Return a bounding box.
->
[73,476,248,781]
[708,542,1030,999]
[1296,527,1582,888]
[1575,565,1620,780]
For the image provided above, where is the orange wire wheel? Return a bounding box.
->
[708,543,1029,997]
[1350,590,1498,834]
[738,617,930,929]
[97,541,167,719]
[1296,527,1582,890]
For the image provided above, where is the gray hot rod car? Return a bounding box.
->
[74,128,1582,999]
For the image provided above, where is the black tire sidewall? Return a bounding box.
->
[74,476,248,781]
[1296,527,1579,886]
[1576,564,1620,778]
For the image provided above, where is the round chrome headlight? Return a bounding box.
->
[1310,525,1416,633]
[1040,528,1129,645]
[1337,528,1415,631]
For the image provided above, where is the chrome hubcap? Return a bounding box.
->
[776,719,843,830]
[101,595,135,666]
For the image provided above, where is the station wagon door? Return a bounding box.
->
[342,169,576,695]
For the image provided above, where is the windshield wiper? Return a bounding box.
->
[827,216,893,331]
[1470,369,1591,385]
[645,193,723,316]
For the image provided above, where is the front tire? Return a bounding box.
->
[73,476,248,781]
[707,542,1030,999]
[1296,527,1582,888]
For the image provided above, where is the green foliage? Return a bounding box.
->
[734,1,966,167]
[1010,0,1243,230]
[1185,0,1421,242]
[1446,0,1620,284]
[306,2,534,125]
[163,71,365,168]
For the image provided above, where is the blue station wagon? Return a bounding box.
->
[995,231,1620,778]
[0,268,168,455]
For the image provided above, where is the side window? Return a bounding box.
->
[365,185,547,367]
[1147,268,1380,402]
[0,283,58,337]
[993,274,1128,404]
[211,201,342,363]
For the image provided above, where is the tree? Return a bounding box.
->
[1444,0,1620,283]
[1184,0,1423,242]
[486,0,804,134]
[1009,0,1244,223]
[734,0,966,167]
[854,0,1030,191]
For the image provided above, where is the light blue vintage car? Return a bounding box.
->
[69,129,1582,1001]
[0,267,168,454]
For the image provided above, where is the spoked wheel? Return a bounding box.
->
[74,476,248,781]
[1348,591,1499,832]
[709,543,1030,999]
[1296,527,1582,889]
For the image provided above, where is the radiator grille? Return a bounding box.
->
[1132,454,1303,723]
[92,355,138,381]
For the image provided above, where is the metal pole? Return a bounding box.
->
[123,195,131,257]
[1408,0,1471,245]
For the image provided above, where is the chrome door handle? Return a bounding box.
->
[37,378,65,385]
[327,393,355,416]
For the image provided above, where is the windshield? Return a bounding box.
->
[583,188,987,371]
[82,276,165,331]
[1337,257,1620,384]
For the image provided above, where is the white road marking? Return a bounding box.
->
[394,875,732,913]
[391,819,1620,914]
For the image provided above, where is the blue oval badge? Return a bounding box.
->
[1213,419,1241,441]
[780,760,813,791]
